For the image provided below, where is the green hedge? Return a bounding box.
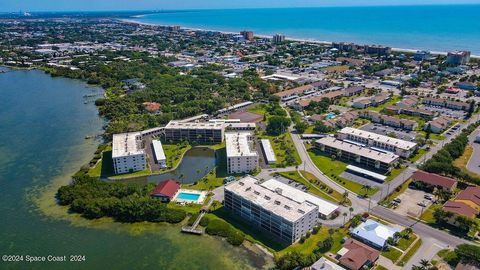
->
[204,218,245,246]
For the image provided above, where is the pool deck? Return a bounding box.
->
[172,189,207,204]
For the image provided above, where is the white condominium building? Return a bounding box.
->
[151,140,167,168]
[112,132,146,174]
[225,131,259,174]
[337,127,417,158]
[224,176,318,243]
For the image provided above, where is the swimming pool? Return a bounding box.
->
[176,192,201,201]
[325,113,336,120]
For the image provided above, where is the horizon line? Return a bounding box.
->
[1,3,480,14]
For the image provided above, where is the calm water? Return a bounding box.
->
[135,5,480,54]
[148,147,216,184]
[0,68,266,270]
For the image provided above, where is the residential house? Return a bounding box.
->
[425,116,453,134]
[350,219,400,249]
[343,86,364,97]
[337,239,380,270]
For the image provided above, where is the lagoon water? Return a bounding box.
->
[135,5,480,54]
[0,68,266,269]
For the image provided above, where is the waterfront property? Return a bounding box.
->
[260,179,339,219]
[112,132,146,174]
[224,176,318,244]
[315,137,399,172]
[172,189,207,204]
[150,179,181,202]
[151,140,167,168]
[350,219,400,249]
[337,127,417,158]
[225,131,259,174]
[164,121,224,144]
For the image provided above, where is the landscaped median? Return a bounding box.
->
[261,133,301,167]
[277,171,350,205]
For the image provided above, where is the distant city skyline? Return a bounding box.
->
[1,0,480,12]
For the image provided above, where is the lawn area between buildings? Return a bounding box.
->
[307,149,378,197]
[409,148,428,163]
[369,95,402,112]
[277,171,350,205]
[261,133,301,167]
[381,247,403,263]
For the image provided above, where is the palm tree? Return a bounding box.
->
[361,184,371,197]
[419,259,431,270]
[342,212,348,226]
[349,207,354,219]
[342,191,349,204]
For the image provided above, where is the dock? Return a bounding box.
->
[180,197,214,235]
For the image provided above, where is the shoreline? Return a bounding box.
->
[121,18,480,58]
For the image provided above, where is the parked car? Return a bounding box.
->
[424,194,434,200]
[393,198,402,203]
[417,201,427,207]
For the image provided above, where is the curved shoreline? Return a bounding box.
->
[121,18,480,58]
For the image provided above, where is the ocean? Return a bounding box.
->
[133,5,480,55]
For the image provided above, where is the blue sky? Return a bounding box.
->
[1,0,480,12]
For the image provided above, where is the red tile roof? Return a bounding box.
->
[443,201,479,219]
[455,186,480,207]
[339,239,380,270]
[143,102,161,112]
[412,170,457,190]
[151,179,180,198]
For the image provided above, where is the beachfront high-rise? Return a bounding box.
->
[446,51,471,65]
[272,34,285,44]
[240,30,254,41]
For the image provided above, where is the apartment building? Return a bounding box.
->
[164,121,224,144]
[224,176,318,243]
[112,132,146,174]
[337,127,417,158]
[225,131,259,174]
[315,137,399,172]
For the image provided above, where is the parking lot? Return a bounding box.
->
[361,123,417,142]
[272,174,309,192]
[421,105,467,120]
[391,188,433,217]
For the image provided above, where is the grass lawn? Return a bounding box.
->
[261,133,301,167]
[379,179,412,207]
[385,166,405,182]
[409,148,428,163]
[419,204,441,224]
[109,166,152,179]
[278,171,349,204]
[375,266,389,270]
[381,247,403,263]
[304,125,315,134]
[397,234,418,251]
[307,149,378,196]
[453,145,480,179]
[369,95,402,112]
[88,145,113,177]
[247,104,270,121]
[159,142,191,171]
[184,147,228,190]
[324,65,349,73]
[397,238,423,266]
[278,226,346,256]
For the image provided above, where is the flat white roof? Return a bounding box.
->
[165,120,224,130]
[261,179,339,217]
[112,132,144,158]
[260,139,277,163]
[339,127,417,150]
[225,176,318,223]
[151,140,166,162]
[225,132,258,158]
[346,165,387,181]
[316,137,399,164]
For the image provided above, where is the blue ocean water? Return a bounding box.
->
[135,5,480,55]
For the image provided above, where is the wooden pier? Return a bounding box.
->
[180,197,214,235]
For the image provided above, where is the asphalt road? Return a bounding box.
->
[466,126,480,175]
